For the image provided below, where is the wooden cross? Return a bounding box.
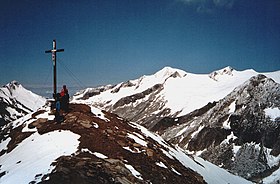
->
[45,40,64,98]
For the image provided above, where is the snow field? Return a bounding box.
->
[0,130,80,184]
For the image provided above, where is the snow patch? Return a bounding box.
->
[0,130,80,184]
[264,107,280,121]
[92,122,99,128]
[82,148,108,159]
[6,107,22,119]
[155,162,168,169]
[233,145,241,157]
[171,167,182,175]
[21,109,55,133]
[195,149,206,156]
[91,106,110,122]
[222,118,231,129]
[125,164,143,180]
[12,113,32,129]
[191,125,204,138]
[160,148,174,159]
[263,167,280,184]
[222,132,237,144]
[81,148,94,154]
[262,147,280,184]
[123,146,143,153]
[22,118,38,132]
[229,100,236,113]
[93,152,108,159]
[175,125,189,137]
[0,137,11,152]
[127,133,148,147]
[265,148,280,168]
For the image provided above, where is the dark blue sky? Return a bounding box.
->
[1,0,280,88]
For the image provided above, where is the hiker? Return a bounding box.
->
[54,93,61,122]
[60,85,69,112]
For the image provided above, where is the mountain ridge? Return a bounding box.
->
[73,66,280,123]
[0,103,251,184]
[72,66,280,183]
[1,66,280,183]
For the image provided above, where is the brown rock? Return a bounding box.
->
[146,149,154,157]
[28,118,48,129]
[117,140,126,147]
[106,129,113,134]
[80,122,92,128]
[133,143,142,148]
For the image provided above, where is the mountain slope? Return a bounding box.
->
[0,103,251,184]
[159,74,280,182]
[0,81,46,126]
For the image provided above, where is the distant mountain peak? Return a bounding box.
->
[209,66,235,81]
[154,66,187,79]
[0,81,46,126]
[5,80,21,90]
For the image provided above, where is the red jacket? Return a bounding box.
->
[60,88,68,97]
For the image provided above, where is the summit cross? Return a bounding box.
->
[45,40,64,98]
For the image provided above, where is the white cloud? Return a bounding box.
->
[213,0,235,8]
[178,0,235,13]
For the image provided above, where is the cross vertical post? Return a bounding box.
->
[45,40,64,99]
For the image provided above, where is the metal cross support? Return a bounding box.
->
[45,40,64,99]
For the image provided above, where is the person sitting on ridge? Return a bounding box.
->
[60,85,69,112]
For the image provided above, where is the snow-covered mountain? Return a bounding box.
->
[1,66,278,183]
[73,66,280,128]
[0,81,46,126]
[160,74,280,183]
[0,103,251,184]
[72,66,280,183]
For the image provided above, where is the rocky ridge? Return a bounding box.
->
[73,67,188,126]
[0,103,251,184]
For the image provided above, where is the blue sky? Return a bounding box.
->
[1,0,280,88]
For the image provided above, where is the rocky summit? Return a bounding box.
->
[0,103,251,184]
